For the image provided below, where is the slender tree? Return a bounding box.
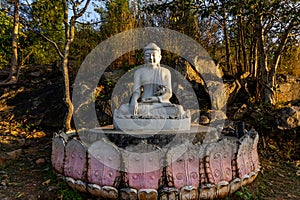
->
[0,0,20,85]
[41,0,91,131]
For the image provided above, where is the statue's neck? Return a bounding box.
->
[146,63,159,69]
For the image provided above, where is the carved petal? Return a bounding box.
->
[138,189,158,200]
[88,140,120,186]
[74,180,86,192]
[125,152,162,189]
[167,149,200,188]
[237,136,253,178]
[51,137,65,174]
[180,186,198,200]
[87,184,102,197]
[102,186,118,199]
[216,181,229,198]
[229,178,241,195]
[64,139,86,180]
[251,134,260,172]
[206,139,234,184]
[159,187,179,200]
[66,177,76,189]
[199,185,216,200]
[120,188,138,200]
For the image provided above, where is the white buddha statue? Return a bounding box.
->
[114,43,190,121]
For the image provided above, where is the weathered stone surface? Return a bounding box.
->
[138,189,158,200]
[124,150,162,190]
[199,184,216,199]
[51,128,259,198]
[88,140,120,186]
[167,147,200,188]
[229,178,241,194]
[277,75,300,103]
[159,187,179,200]
[205,139,235,184]
[64,139,86,181]
[102,186,118,199]
[207,81,227,111]
[237,136,253,179]
[74,180,87,192]
[180,186,198,200]
[276,106,300,130]
[87,184,102,197]
[120,188,138,200]
[217,181,229,198]
[251,134,260,172]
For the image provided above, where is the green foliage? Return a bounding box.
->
[69,25,102,70]
[0,10,13,68]
[235,186,254,200]
[279,45,300,77]
[57,182,83,200]
[47,168,84,200]
[98,0,136,38]
[28,0,65,65]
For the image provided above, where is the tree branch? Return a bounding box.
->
[74,0,91,19]
[40,33,63,58]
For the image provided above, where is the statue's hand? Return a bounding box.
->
[130,101,138,115]
[142,96,159,103]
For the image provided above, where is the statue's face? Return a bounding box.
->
[144,50,161,65]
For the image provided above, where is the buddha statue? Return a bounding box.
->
[114,43,190,130]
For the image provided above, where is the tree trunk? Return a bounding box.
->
[1,0,20,85]
[256,16,275,103]
[222,15,232,74]
[61,0,90,131]
[62,0,73,132]
[257,17,295,104]
[268,20,295,94]
[239,16,248,73]
[10,0,20,82]
[249,37,257,77]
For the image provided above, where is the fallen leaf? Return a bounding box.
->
[42,179,51,186]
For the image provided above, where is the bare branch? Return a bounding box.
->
[40,33,63,58]
[74,0,91,19]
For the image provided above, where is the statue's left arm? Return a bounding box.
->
[157,69,172,103]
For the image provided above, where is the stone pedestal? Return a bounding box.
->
[51,125,260,199]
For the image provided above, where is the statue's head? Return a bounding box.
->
[143,43,161,66]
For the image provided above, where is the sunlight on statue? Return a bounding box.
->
[114,43,190,120]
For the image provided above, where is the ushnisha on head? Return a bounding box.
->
[143,43,162,66]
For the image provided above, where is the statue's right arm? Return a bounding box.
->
[129,71,141,115]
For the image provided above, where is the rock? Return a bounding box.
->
[207,81,228,110]
[277,75,300,103]
[0,149,23,166]
[199,115,210,125]
[207,110,227,124]
[233,104,248,120]
[36,158,46,166]
[175,59,205,85]
[6,149,22,159]
[276,106,300,130]
[30,71,41,77]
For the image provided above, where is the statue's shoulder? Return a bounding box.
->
[134,66,146,74]
[160,66,171,75]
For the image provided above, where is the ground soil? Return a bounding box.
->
[0,65,299,199]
